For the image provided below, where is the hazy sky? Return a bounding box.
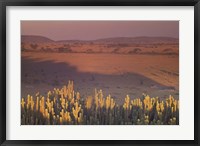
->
[21,21,179,41]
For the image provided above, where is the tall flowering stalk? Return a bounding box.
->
[21,80,179,125]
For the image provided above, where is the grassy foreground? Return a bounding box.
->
[21,81,179,125]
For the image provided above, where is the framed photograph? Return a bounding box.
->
[0,0,199,145]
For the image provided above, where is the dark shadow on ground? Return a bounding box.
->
[21,57,178,104]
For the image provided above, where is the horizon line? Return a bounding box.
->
[21,34,179,42]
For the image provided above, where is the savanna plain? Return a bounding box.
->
[21,36,179,125]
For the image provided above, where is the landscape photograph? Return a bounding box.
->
[21,21,179,125]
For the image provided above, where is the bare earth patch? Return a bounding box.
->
[21,52,178,104]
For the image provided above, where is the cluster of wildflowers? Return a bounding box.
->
[21,81,179,125]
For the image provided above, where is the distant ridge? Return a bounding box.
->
[21,35,54,43]
[21,35,178,44]
[93,36,178,44]
[21,35,179,55]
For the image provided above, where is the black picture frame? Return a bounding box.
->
[0,0,199,145]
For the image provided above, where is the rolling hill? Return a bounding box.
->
[21,35,179,55]
[21,35,54,43]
